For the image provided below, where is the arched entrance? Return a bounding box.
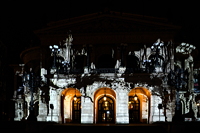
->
[72,97,81,123]
[98,96,114,123]
[94,87,116,123]
[61,88,81,123]
[129,87,151,123]
[129,96,140,123]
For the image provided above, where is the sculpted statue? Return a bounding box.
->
[184,55,193,75]
[90,62,96,69]
[115,59,121,69]
[58,34,73,64]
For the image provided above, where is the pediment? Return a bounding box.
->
[35,11,180,35]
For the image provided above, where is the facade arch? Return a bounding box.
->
[128,87,151,123]
[94,87,116,123]
[60,88,82,123]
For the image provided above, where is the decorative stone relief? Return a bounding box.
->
[51,78,76,88]
[109,78,131,91]
[118,67,126,73]
[134,82,149,88]
[92,81,107,89]
[51,79,67,88]
[110,81,118,90]
[86,85,96,98]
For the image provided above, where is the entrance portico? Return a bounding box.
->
[46,80,161,124]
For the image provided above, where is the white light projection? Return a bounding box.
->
[15,36,200,124]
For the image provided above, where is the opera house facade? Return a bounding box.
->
[13,10,200,124]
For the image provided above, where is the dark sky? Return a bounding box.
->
[0,1,200,64]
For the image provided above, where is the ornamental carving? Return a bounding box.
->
[51,78,76,89]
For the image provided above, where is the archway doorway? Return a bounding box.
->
[98,96,114,123]
[94,87,116,123]
[72,97,81,123]
[61,88,81,123]
[129,87,151,123]
[129,96,140,123]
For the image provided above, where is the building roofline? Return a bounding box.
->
[34,10,180,34]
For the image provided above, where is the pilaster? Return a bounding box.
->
[46,87,62,123]
[115,88,129,124]
[81,97,94,124]
[150,95,165,123]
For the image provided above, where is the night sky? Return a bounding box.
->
[0,1,200,64]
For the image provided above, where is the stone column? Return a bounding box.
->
[81,96,94,124]
[46,87,62,123]
[37,91,48,121]
[115,88,129,124]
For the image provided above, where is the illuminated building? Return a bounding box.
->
[12,11,200,124]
